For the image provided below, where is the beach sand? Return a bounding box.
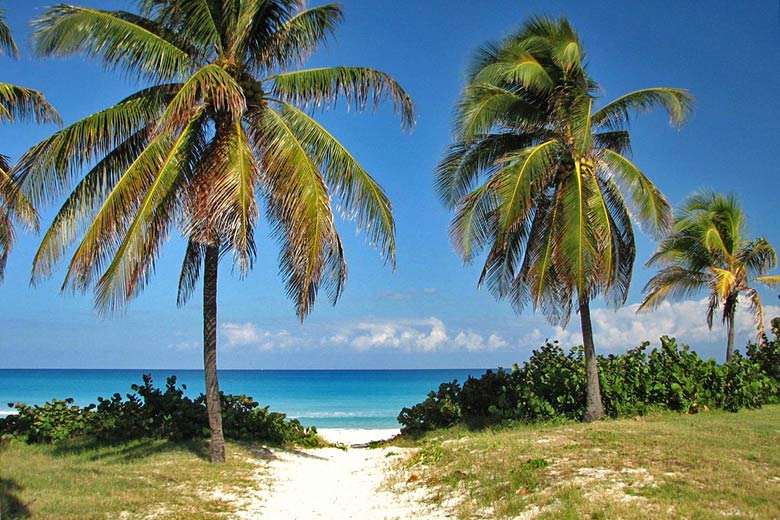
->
[226,429,454,520]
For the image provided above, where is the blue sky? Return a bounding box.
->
[1,0,778,369]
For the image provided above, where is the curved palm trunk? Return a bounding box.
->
[204,244,225,463]
[579,295,604,422]
[726,312,735,364]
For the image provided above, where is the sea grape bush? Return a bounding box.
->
[0,374,321,447]
[399,328,780,434]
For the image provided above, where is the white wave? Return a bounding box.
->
[291,411,392,419]
[0,410,18,417]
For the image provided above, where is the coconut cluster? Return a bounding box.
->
[240,74,264,107]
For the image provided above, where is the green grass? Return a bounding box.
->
[0,438,267,519]
[390,405,780,519]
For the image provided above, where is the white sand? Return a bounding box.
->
[317,428,401,446]
[226,429,455,520]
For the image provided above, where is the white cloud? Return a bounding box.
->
[452,329,507,351]
[548,298,780,353]
[347,317,448,352]
[322,318,510,353]
[221,322,294,351]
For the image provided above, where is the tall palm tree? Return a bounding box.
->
[639,192,780,363]
[0,7,59,281]
[436,17,693,421]
[16,0,413,462]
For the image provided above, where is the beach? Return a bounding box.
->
[228,430,453,520]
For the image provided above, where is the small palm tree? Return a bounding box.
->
[0,7,59,281]
[17,0,412,462]
[639,192,780,362]
[436,17,693,421]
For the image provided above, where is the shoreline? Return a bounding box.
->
[316,427,401,446]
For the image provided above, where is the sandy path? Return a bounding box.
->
[239,446,453,520]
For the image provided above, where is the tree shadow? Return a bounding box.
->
[0,478,30,519]
[49,437,211,462]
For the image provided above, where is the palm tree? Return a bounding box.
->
[16,0,413,462]
[436,17,693,421]
[0,7,59,281]
[639,192,780,363]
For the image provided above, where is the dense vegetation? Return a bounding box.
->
[398,318,780,434]
[0,374,321,447]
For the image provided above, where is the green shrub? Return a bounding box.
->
[397,381,462,434]
[398,324,780,435]
[0,374,321,447]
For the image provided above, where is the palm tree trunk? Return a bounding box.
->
[579,294,604,422]
[726,312,735,364]
[204,244,225,463]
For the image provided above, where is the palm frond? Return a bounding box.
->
[0,9,19,58]
[31,130,150,283]
[435,133,543,209]
[270,66,415,130]
[592,88,694,131]
[450,180,500,264]
[275,102,395,264]
[57,131,177,295]
[15,86,175,206]
[638,266,709,312]
[177,239,204,307]
[155,64,245,134]
[599,148,671,237]
[198,119,259,275]
[33,5,192,82]
[594,130,631,156]
[255,106,345,318]
[454,83,543,139]
[93,117,202,314]
[253,4,342,71]
[0,82,61,125]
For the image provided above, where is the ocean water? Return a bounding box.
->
[0,369,486,429]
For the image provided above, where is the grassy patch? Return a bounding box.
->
[391,405,780,519]
[0,438,267,519]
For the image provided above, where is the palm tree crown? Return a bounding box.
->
[18,0,412,316]
[436,16,693,420]
[0,6,59,281]
[639,192,780,362]
[17,0,413,461]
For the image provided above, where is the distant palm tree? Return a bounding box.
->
[436,17,693,421]
[17,0,413,462]
[0,7,59,281]
[639,192,780,363]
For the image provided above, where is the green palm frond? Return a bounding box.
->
[471,46,554,93]
[177,239,204,307]
[202,119,259,275]
[592,88,694,131]
[455,83,542,139]
[0,8,19,58]
[450,180,500,264]
[31,130,150,283]
[140,0,221,59]
[256,106,345,318]
[600,148,671,237]
[253,4,343,71]
[639,265,709,311]
[436,133,543,209]
[94,117,203,314]
[58,132,178,295]
[33,5,193,81]
[155,64,245,134]
[276,102,395,265]
[270,66,415,129]
[15,86,175,206]
[0,82,61,125]
[594,130,631,156]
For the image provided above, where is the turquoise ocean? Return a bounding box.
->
[0,369,486,429]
